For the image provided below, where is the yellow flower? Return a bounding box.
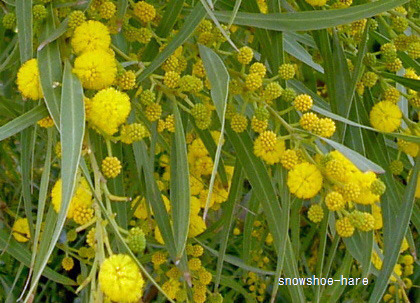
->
[369,101,402,132]
[189,214,206,238]
[253,130,285,165]
[71,20,111,55]
[133,1,156,23]
[99,254,144,303]
[51,177,93,220]
[335,217,354,237]
[12,218,30,242]
[305,0,327,7]
[416,174,420,198]
[17,59,43,100]
[132,195,171,219]
[73,49,117,90]
[287,163,323,199]
[88,88,131,135]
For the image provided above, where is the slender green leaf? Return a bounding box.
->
[199,45,229,218]
[0,229,76,286]
[38,3,63,127]
[170,104,190,258]
[25,61,85,302]
[0,105,48,141]
[15,0,33,62]
[214,0,410,32]
[369,157,419,303]
[380,72,420,91]
[214,161,243,289]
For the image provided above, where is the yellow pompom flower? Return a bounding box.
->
[12,218,30,242]
[62,257,74,271]
[253,131,285,165]
[99,254,144,303]
[17,59,43,100]
[51,177,93,220]
[369,101,402,132]
[37,116,55,128]
[280,149,300,170]
[133,1,156,23]
[88,88,131,135]
[245,73,263,91]
[294,94,313,112]
[73,204,94,225]
[189,214,207,238]
[230,113,248,133]
[300,112,319,131]
[325,191,345,211]
[163,71,180,88]
[287,163,323,199]
[102,156,122,178]
[71,20,111,55]
[313,118,336,138]
[335,217,354,237]
[237,46,253,65]
[305,0,327,6]
[73,50,117,90]
[307,204,324,223]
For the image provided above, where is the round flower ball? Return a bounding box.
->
[287,162,323,199]
[17,58,43,100]
[73,49,117,90]
[51,177,93,220]
[71,20,111,55]
[369,101,402,132]
[88,88,131,135]
[99,254,144,303]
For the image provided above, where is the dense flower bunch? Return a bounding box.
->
[1,0,419,302]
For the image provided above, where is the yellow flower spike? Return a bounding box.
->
[98,254,144,303]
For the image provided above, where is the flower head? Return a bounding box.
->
[73,50,117,90]
[71,20,111,54]
[99,254,144,303]
[51,177,93,220]
[370,101,402,132]
[253,130,285,165]
[88,88,131,135]
[287,162,323,199]
[17,59,43,100]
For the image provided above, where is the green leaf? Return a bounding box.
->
[199,240,275,276]
[284,36,324,73]
[15,0,33,62]
[320,137,385,174]
[170,103,190,258]
[38,3,63,127]
[136,141,177,259]
[199,45,229,217]
[225,127,305,301]
[25,61,85,302]
[369,157,419,303]
[380,72,420,91]
[0,229,76,286]
[214,161,243,289]
[37,19,68,51]
[213,0,410,32]
[0,105,48,141]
